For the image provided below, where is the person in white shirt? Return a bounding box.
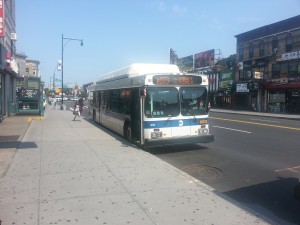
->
[73,101,81,121]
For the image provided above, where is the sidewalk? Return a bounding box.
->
[210,108,300,120]
[0,108,275,225]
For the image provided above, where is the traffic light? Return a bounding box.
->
[57,60,62,71]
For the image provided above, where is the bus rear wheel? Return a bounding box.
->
[124,124,131,141]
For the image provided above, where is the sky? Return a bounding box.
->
[15,0,300,89]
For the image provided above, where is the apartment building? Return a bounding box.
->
[234,15,300,113]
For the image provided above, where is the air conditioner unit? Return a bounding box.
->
[11,33,17,40]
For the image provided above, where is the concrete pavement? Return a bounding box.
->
[0,107,277,225]
[211,108,300,120]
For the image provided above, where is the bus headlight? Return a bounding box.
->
[198,128,209,134]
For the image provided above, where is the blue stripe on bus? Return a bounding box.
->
[143,119,206,128]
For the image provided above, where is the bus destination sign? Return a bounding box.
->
[153,75,202,85]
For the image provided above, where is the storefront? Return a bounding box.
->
[264,78,300,113]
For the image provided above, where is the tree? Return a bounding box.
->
[215,54,237,71]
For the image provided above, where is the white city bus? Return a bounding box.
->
[88,63,214,147]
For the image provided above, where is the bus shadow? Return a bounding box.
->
[221,177,300,224]
[84,118,141,150]
[145,143,209,155]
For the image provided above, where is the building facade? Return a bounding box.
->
[234,15,300,113]
[25,59,40,77]
[0,0,17,121]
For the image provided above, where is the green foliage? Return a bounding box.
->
[215,54,237,71]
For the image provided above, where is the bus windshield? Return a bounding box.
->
[144,86,208,118]
[180,87,208,116]
[145,87,179,118]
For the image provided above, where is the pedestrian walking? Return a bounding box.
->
[73,101,81,121]
[78,97,84,115]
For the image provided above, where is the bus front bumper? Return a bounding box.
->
[144,134,214,148]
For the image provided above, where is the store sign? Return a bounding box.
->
[236,83,249,93]
[243,60,254,69]
[219,80,233,89]
[0,0,4,37]
[277,51,300,61]
[243,58,266,68]
[238,62,243,70]
[269,78,288,85]
[220,70,233,80]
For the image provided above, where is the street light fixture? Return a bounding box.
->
[61,34,83,110]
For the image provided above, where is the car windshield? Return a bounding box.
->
[180,87,208,116]
[144,87,179,118]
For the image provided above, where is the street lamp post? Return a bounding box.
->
[61,34,83,110]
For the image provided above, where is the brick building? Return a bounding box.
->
[234,15,300,113]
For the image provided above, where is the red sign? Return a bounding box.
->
[0,0,3,36]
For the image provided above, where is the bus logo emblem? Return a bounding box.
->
[179,120,183,126]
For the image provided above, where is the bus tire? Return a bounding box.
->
[124,123,131,141]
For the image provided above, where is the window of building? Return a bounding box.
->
[289,61,298,77]
[249,43,254,59]
[238,44,243,61]
[16,78,25,88]
[259,40,265,57]
[27,79,39,89]
[240,70,252,81]
[238,70,244,81]
[272,36,279,54]
[33,67,36,76]
[272,64,280,78]
[280,62,289,77]
[285,33,293,52]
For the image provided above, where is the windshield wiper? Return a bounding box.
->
[164,115,172,125]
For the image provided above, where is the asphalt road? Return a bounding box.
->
[149,112,300,225]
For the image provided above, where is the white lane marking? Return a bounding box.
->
[213,126,252,134]
[250,118,281,123]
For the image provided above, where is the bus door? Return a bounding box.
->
[131,89,141,144]
[99,91,105,124]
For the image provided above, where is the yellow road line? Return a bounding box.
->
[210,116,300,131]
[27,117,44,122]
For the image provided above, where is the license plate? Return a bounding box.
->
[151,132,162,139]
